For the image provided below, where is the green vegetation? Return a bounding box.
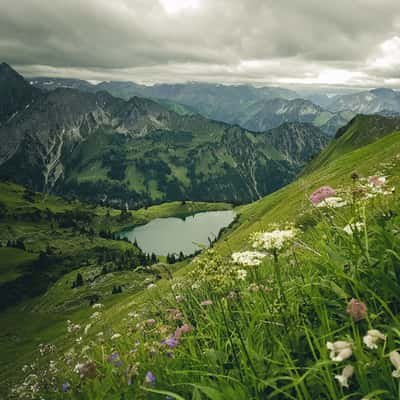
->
[0,182,231,396]
[2,115,400,399]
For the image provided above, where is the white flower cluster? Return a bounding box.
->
[251,228,296,251]
[328,329,389,388]
[67,320,81,333]
[316,196,347,208]
[343,222,364,235]
[231,251,266,266]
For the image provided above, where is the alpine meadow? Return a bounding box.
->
[1,1,400,399]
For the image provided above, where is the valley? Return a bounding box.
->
[1,69,400,400]
[1,112,400,399]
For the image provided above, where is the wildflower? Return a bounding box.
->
[145,371,156,384]
[76,361,97,379]
[343,222,364,235]
[175,295,183,303]
[92,303,104,309]
[232,251,266,266]
[174,324,192,338]
[147,283,156,289]
[368,175,386,187]
[128,312,139,318]
[90,311,102,321]
[327,341,353,362]
[111,333,121,340]
[67,320,81,333]
[201,299,213,306]
[316,196,347,208]
[310,186,336,205]
[161,336,179,349]
[248,282,261,292]
[237,269,248,280]
[145,319,156,325]
[252,229,296,251]
[107,352,119,362]
[61,382,70,392]
[390,351,400,378]
[346,298,367,322]
[363,329,386,349]
[167,309,183,321]
[334,365,354,388]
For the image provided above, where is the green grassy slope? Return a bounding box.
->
[219,128,400,253]
[303,114,400,174]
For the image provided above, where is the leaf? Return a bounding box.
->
[140,386,186,400]
[189,384,225,400]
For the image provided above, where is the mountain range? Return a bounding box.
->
[30,77,355,136]
[0,63,329,206]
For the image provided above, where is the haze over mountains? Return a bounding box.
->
[30,75,400,135]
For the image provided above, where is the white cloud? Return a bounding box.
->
[158,0,201,15]
[369,36,400,70]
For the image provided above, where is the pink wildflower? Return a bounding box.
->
[174,324,193,338]
[310,186,336,205]
[368,175,386,187]
[346,298,367,322]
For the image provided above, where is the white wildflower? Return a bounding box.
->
[232,251,266,266]
[237,269,248,280]
[316,197,347,208]
[363,329,386,349]
[390,351,400,378]
[90,311,102,321]
[334,365,354,388]
[111,333,121,340]
[343,222,364,235]
[128,312,139,318]
[327,341,353,362]
[92,303,104,309]
[147,283,156,289]
[252,229,296,251]
[81,345,90,353]
[67,320,81,333]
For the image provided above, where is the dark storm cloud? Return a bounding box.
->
[0,0,400,86]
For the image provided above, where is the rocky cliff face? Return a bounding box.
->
[0,63,40,126]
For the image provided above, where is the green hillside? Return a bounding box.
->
[303,114,400,174]
[3,117,400,399]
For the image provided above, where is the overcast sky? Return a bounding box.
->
[1,0,400,87]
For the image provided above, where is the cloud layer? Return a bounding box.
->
[1,0,400,87]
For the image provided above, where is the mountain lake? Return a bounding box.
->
[118,210,236,256]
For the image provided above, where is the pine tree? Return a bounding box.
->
[75,273,84,287]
